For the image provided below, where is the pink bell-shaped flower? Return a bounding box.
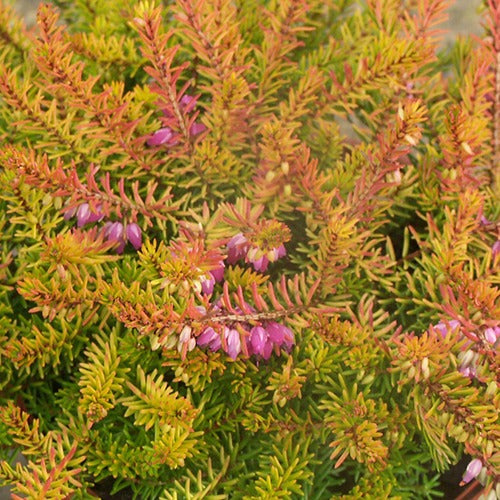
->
[461,459,482,485]
[484,327,498,344]
[250,326,268,356]
[227,233,249,264]
[275,244,286,259]
[77,203,91,227]
[200,275,215,295]
[147,127,177,146]
[126,223,142,250]
[250,255,269,272]
[224,328,241,360]
[433,319,460,338]
[107,221,124,241]
[266,322,293,346]
[197,327,221,351]
[87,205,104,223]
[210,262,225,282]
[190,122,207,136]
[261,340,274,360]
[106,221,125,254]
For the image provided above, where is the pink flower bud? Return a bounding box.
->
[147,127,176,146]
[266,322,293,345]
[102,221,113,237]
[273,244,286,260]
[197,327,221,351]
[189,122,206,136]
[250,255,269,272]
[87,205,104,223]
[108,221,124,242]
[115,240,126,254]
[461,459,482,485]
[433,319,460,338]
[250,326,268,356]
[126,223,142,250]
[107,222,125,253]
[225,328,241,360]
[210,262,225,282]
[262,340,274,360]
[179,325,192,344]
[484,327,498,344]
[77,203,91,227]
[63,206,77,220]
[227,233,248,264]
[201,276,215,295]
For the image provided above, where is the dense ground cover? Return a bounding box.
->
[0,0,498,498]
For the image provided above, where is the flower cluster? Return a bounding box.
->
[147,94,207,147]
[64,203,142,253]
[227,232,287,272]
[196,318,294,360]
[433,320,499,378]
[172,228,293,360]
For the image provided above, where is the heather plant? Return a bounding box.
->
[0,0,498,498]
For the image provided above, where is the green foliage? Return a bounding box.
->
[0,0,498,498]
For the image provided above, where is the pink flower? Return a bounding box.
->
[274,244,287,260]
[189,122,207,136]
[227,233,249,264]
[201,275,215,295]
[107,221,123,241]
[210,262,225,282]
[224,328,241,360]
[433,319,461,338]
[461,459,482,485]
[197,327,221,351]
[246,322,295,359]
[180,94,196,111]
[77,203,91,227]
[244,322,296,359]
[249,326,268,356]
[126,223,142,250]
[75,203,103,227]
[147,127,178,147]
[459,364,477,378]
[88,205,104,223]
[266,322,293,346]
[262,340,274,360]
[105,221,126,254]
[226,233,286,272]
[249,255,269,272]
[484,326,499,344]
